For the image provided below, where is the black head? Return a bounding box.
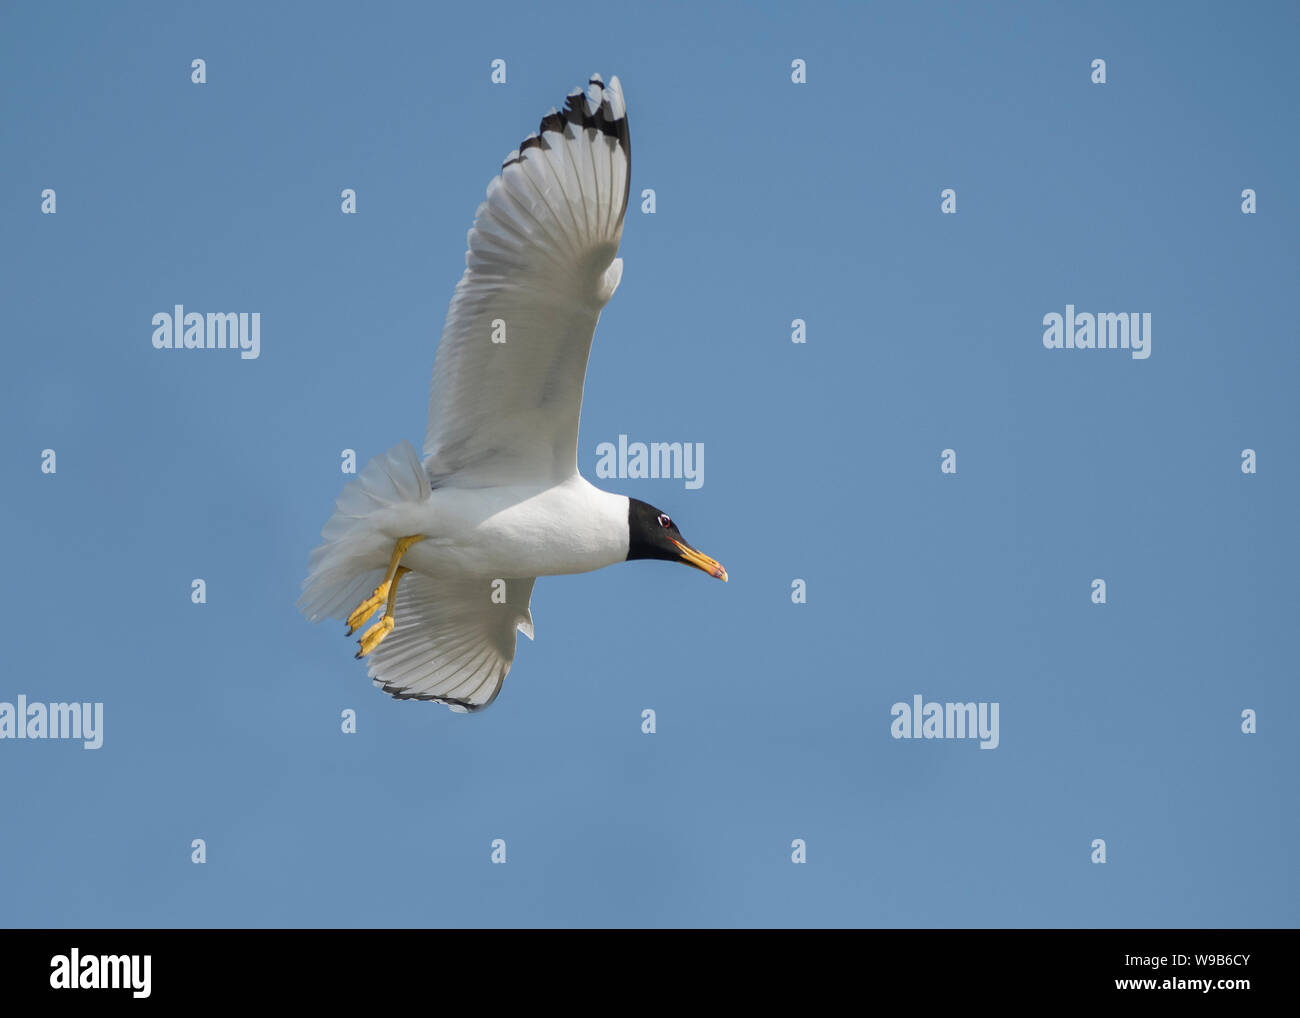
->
[626,498,727,581]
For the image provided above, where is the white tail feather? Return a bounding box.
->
[298,440,431,623]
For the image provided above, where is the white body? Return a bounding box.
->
[386,475,630,580]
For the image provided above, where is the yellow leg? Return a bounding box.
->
[356,566,410,658]
[345,535,425,635]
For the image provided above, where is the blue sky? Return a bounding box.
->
[2,0,1296,928]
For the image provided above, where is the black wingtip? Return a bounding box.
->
[501,75,629,170]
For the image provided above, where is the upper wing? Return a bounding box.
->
[367,573,537,713]
[423,74,630,488]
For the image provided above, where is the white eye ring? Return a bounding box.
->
[657,514,672,529]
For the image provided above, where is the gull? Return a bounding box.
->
[299,74,727,713]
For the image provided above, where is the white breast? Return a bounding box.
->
[402,476,630,579]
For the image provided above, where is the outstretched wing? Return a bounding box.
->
[367,573,538,713]
[423,74,630,488]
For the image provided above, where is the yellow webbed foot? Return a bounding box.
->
[345,536,425,636]
[353,565,413,658]
[345,581,390,636]
[355,614,395,658]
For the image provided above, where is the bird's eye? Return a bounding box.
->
[657,514,672,529]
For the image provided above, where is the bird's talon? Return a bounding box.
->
[356,615,396,658]
[346,582,390,633]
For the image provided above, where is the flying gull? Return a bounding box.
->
[299,74,727,712]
